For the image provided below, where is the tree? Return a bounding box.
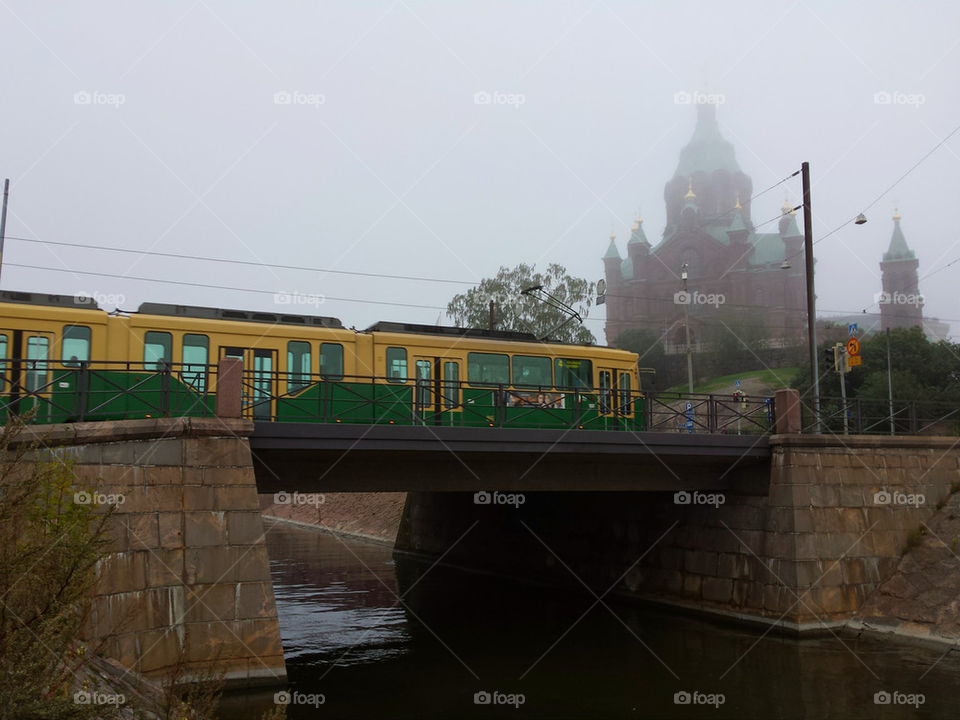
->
[613,328,668,388]
[793,326,960,403]
[446,263,596,344]
[0,419,111,719]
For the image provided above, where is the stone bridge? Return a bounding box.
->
[6,389,959,686]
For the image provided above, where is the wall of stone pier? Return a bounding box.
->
[16,418,286,688]
[396,435,960,631]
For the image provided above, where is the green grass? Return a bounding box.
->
[665,367,799,395]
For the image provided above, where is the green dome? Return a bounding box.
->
[675,103,740,177]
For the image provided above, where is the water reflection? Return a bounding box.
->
[219,524,960,720]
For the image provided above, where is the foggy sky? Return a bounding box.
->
[1,1,958,340]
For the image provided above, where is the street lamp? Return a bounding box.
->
[681,263,694,393]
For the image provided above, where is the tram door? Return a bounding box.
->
[441,359,461,423]
[414,356,438,424]
[1,329,54,422]
[598,367,618,416]
[220,346,278,420]
[598,367,634,423]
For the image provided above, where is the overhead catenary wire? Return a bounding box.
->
[4,171,801,289]
[4,263,450,312]
[5,235,479,287]
[782,119,960,264]
[12,260,957,327]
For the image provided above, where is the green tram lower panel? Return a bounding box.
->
[4,373,647,430]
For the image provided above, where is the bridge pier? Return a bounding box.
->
[14,417,286,688]
[395,434,960,633]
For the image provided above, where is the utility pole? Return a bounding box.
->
[0,178,9,285]
[682,263,693,393]
[801,162,820,432]
[837,345,849,435]
[488,299,495,331]
[886,327,895,435]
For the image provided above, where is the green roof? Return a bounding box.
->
[748,232,786,266]
[604,238,620,259]
[781,212,801,238]
[675,103,740,176]
[621,256,633,279]
[883,216,915,261]
[628,221,649,245]
[727,209,747,235]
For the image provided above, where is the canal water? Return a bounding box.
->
[219,524,960,719]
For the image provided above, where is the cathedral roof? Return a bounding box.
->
[674,103,741,177]
[727,209,747,235]
[883,210,915,261]
[780,204,802,238]
[628,216,649,245]
[748,232,787,266]
[621,256,633,279]
[603,236,621,259]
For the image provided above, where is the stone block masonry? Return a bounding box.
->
[396,434,960,634]
[11,417,286,688]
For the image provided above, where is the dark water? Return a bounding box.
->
[219,524,960,719]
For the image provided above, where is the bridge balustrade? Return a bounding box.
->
[5,359,954,436]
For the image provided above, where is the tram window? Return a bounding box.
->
[619,372,631,414]
[467,352,509,386]
[599,370,612,413]
[442,361,459,409]
[62,325,91,366]
[144,331,172,370]
[182,334,209,392]
[415,359,431,409]
[555,358,593,389]
[287,341,311,391]
[512,355,551,388]
[386,347,407,382]
[320,343,344,381]
[26,336,49,393]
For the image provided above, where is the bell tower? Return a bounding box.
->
[879,209,923,331]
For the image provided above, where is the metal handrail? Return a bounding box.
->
[802,395,960,436]
[0,360,787,433]
[0,359,218,422]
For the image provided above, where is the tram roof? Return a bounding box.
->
[364,320,597,346]
[137,302,343,328]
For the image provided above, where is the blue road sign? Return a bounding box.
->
[735,379,742,388]
[848,323,858,337]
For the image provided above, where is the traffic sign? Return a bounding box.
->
[848,355,862,367]
[735,379,741,388]
[848,323,858,337]
[846,338,860,356]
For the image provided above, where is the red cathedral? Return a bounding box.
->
[601,103,932,347]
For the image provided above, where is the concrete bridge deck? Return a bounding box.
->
[249,422,771,493]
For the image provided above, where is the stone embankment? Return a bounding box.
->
[853,489,960,646]
[12,417,287,688]
[259,492,406,544]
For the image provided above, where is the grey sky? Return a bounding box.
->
[1,1,958,339]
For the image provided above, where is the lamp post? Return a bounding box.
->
[800,162,820,433]
[681,263,694,393]
[0,178,9,285]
